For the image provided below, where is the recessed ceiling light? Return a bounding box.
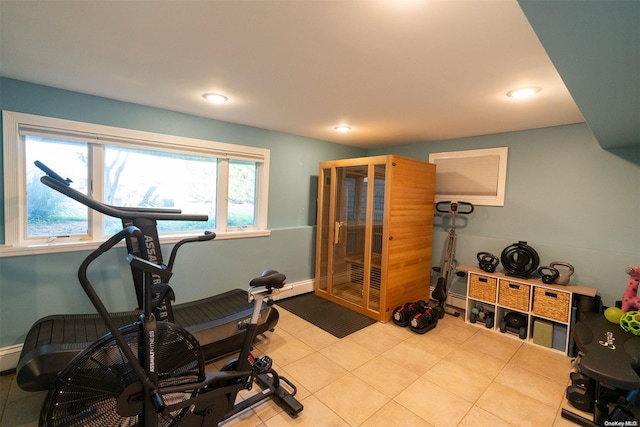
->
[507,87,541,99]
[334,125,352,133]
[203,93,228,104]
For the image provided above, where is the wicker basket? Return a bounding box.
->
[532,287,570,322]
[498,281,531,311]
[468,274,497,302]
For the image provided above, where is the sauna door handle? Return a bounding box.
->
[334,221,346,244]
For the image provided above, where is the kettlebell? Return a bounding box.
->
[538,266,559,284]
[477,252,499,273]
[550,261,574,285]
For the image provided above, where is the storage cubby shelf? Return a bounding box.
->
[459,265,597,354]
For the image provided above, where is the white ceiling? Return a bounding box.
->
[0,0,586,148]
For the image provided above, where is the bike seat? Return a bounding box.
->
[250,271,286,290]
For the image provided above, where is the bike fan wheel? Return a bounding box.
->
[40,322,204,426]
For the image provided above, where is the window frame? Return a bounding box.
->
[1,110,271,257]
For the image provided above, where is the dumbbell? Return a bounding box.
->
[392,300,427,327]
[484,311,495,328]
[430,305,445,320]
[410,305,438,334]
[470,306,482,323]
[566,372,595,413]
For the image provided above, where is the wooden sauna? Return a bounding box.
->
[314,155,436,322]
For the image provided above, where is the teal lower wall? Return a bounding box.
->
[0,227,315,347]
[169,227,317,304]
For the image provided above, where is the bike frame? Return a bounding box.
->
[432,201,474,317]
[77,226,288,426]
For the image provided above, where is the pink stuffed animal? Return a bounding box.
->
[621,266,640,312]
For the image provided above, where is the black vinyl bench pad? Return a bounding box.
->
[574,311,640,390]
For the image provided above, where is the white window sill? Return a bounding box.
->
[0,229,271,258]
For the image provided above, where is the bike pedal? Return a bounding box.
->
[253,355,273,374]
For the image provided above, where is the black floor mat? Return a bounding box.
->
[276,293,376,338]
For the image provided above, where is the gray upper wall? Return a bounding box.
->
[519,0,640,158]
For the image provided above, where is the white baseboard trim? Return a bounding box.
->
[276,282,467,309]
[430,287,467,310]
[271,279,314,301]
[448,292,467,310]
[274,282,467,309]
[0,279,314,373]
[0,344,23,373]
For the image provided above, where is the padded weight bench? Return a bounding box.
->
[562,311,640,426]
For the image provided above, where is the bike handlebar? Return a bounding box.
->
[165,231,216,271]
[37,161,209,222]
[34,160,72,186]
[435,201,474,215]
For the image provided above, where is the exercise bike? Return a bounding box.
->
[18,161,280,392]
[40,226,303,426]
[431,201,474,318]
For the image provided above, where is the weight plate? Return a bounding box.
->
[500,241,539,278]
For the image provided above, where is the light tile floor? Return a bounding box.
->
[0,307,583,426]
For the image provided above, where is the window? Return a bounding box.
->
[2,111,270,255]
[429,147,508,206]
[228,159,257,228]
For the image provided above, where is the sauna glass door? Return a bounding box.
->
[331,165,368,306]
[316,162,385,315]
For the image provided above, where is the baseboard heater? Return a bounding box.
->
[429,287,467,310]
